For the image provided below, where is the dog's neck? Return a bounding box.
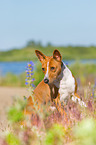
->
[53,62,66,88]
[49,84,59,102]
[49,62,66,101]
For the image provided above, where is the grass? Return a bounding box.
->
[0,61,96,145]
[70,63,96,85]
[0,46,96,61]
[0,72,26,87]
[0,77,96,145]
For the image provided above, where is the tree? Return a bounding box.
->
[26,40,36,47]
[46,42,52,47]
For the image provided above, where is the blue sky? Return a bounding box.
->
[0,0,96,50]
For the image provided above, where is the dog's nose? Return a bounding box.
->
[44,78,49,84]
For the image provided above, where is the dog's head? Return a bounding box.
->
[35,49,62,84]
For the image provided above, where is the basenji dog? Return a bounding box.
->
[25,49,86,118]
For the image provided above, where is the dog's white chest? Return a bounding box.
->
[59,65,75,102]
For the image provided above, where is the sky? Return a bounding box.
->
[0,0,96,51]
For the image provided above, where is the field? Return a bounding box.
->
[0,60,96,145]
[0,46,96,145]
[0,46,96,61]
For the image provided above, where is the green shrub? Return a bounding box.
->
[7,98,27,123]
[6,132,21,145]
[74,118,96,145]
[45,124,65,145]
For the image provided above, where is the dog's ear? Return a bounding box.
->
[35,50,46,62]
[53,49,62,62]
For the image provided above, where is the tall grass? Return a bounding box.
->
[0,62,96,145]
[0,77,96,145]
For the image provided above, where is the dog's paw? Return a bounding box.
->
[49,106,56,112]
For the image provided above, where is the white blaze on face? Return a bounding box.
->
[44,62,49,79]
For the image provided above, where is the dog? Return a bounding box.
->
[24,49,86,119]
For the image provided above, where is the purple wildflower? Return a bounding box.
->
[25,82,28,85]
[29,67,34,71]
[26,72,30,75]
[31,84,35,87]
[30,61,34,66]
[31,73,34,75]
[32,78,35,82]
[66,62,68,66]
[25,61,35,88]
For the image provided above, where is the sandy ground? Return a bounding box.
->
[0,87,29,132]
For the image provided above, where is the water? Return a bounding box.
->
[0,60,96,76]
[0,61,28,76]
[64,59,96,65]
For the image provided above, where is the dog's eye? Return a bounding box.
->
[42,68,45,71]
[50,67,55,71]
